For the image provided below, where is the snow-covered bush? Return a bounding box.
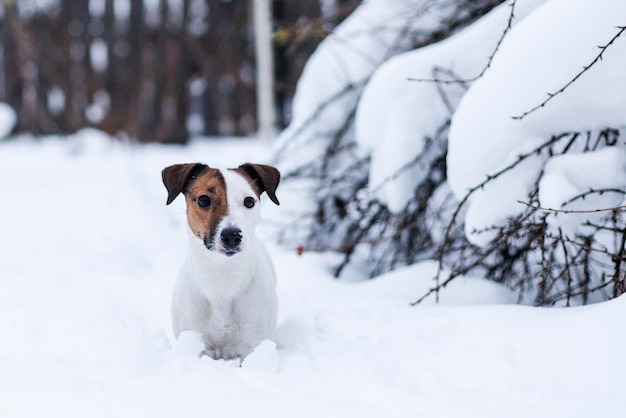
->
[431,127,626,306]
[275,0,506,275]
[276,0,626,305]
[440,0,626,304]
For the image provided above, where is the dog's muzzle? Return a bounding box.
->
[220,227,242,256]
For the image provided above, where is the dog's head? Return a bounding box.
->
[162,163,280,257]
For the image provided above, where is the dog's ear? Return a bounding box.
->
[237,163,280,205]
[162,163,206,205]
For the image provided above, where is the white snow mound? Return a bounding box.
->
[447,0,626,245]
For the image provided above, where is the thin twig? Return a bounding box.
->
[518,200,626,214]
[558,228,573,306]
[435,133,570,267]
[561,188,626,208]
[408,0,517,85]
[512,25,626,120]
[613,228,626,297]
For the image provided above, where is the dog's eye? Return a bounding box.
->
[243,197,255,208]
[197,195,211,208]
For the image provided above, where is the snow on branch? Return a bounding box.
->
[407,0,518,85]
[278,0,626,308]
[512,25,626,120]
[275,0,508,270]
[416,128,626,306]
[518,199,626,215]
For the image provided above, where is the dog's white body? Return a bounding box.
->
[164,164,280,360]
[172,234,277,359]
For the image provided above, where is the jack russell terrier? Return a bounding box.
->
[162,162,280,360]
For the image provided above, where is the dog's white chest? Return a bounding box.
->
[171,237,278,360]
[199,304,243,355]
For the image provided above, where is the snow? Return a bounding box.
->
[277,0,469,172]
[351,0,626,246]
[48,87,66,116]
[90,38,108,73]
[447,0,626,245]
[89,0,105,19]
[355,0,546,212]
[539,146,626,235]
[15,0,57,16]
[1,132,626,417]
[0,102,16,139]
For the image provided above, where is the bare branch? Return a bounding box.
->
[518,200,626,214]
[407,0,517,85]
[412,128,626,307]
[512,25,626,120]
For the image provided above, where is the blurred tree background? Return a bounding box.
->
[0,0,359,143]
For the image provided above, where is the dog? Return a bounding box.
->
[162,162,280,360]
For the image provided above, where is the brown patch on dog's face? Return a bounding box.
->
[183,168,228,248]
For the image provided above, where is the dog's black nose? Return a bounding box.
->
[221,228,242,249]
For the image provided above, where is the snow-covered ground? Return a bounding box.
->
[1,132,625,417]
